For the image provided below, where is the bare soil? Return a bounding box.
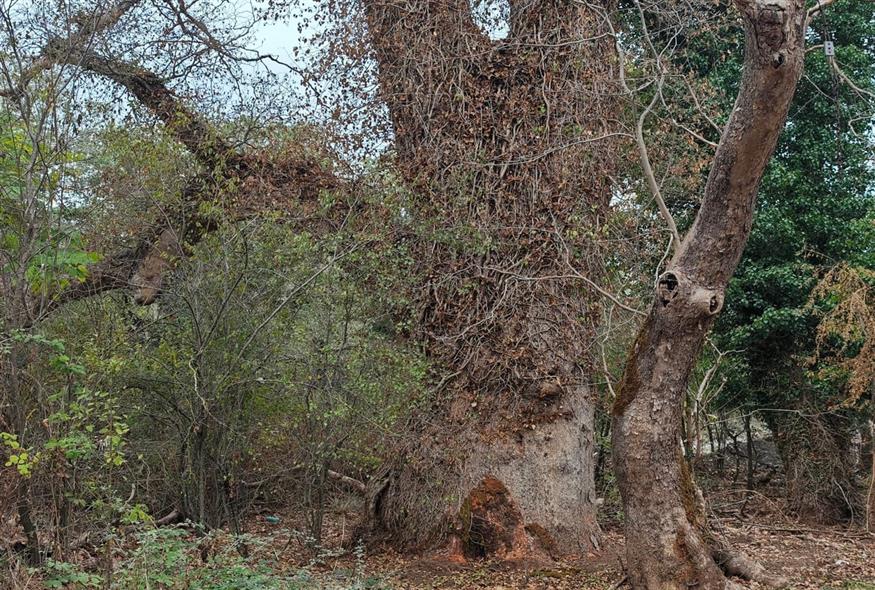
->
[260,460,875,589]
[277,520,874,589]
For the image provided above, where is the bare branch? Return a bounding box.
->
[635,88,682,253]
[0,0,140,98]
[328,470,367,494]
[830,57,875,103]
[49,48,242,170]
[610,3,682,254]
[807,0,840,22]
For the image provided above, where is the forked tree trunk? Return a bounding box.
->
[611,0,807,587]
[363,1,618,556]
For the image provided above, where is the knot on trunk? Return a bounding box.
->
[737,0,794,68]
[657,271,724,317]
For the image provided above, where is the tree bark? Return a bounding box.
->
[16,487,42,565]
[867,419,875,532]
[611,0,807,587]
[363,0,618,555]
[10,2,612,553]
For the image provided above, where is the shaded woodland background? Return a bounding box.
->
[0,0,873,588]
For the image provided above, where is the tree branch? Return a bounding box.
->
[675,0,808,286]
[328,470,367,494]
[830,57,875,103]
[0,0,141,98]
[609,6,682,254]
[807,0,839,21]
[3,0,239,171]
[48,48,242,171]
[8,7,344,315]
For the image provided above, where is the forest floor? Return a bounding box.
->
[6,456,875,589]
[309,523,874,589]
[266,514,875,590]
[262,458,875,590]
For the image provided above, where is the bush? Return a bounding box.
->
[38,525,392,590]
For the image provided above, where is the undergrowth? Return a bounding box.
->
[22,525,391,590]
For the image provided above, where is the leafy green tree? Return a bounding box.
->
[711,1,875,521]
[0,92,97,564]
[48,193,425,541]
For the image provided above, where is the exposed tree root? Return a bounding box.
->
[154,509,182,526]
[713,545,789,588]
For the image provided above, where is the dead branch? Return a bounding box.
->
[328,470,367,495]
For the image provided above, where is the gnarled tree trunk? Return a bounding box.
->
[611,0,807,587]
[363,1,618,556]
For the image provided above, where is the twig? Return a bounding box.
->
[807,0,839,22]
[830,58,875,103]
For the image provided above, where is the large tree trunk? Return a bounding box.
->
[611,0,807,587]
[363,1,618,556]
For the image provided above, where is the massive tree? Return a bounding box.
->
[6,0,858,579]
[361,1,620,555]
[611,0,811,586]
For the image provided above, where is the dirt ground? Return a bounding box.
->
[6,454,874,589]
[282,520,874,590]
[264,462,875,590]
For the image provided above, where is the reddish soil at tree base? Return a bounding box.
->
[248,482,875,590]
[280,521,873,589]
[457,476,528,560]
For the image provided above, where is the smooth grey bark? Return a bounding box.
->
[611,0,808,587]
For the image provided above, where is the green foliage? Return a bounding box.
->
[2,431,38,477]
[1,329,137,539]
[45,387,130,466]
[40,527,392,590]
[708,0,875,416]
[44,208,425,532]
[25,244,102,296]
[42,560,103,589]
[0,110,97,303]
[3,333,128,468]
